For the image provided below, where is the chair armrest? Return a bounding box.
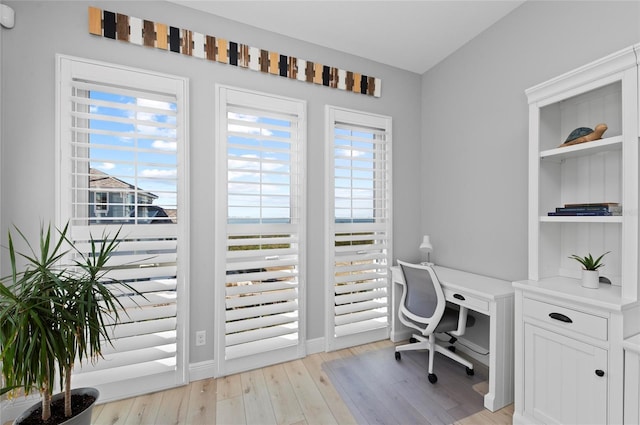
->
[449,306,470,337]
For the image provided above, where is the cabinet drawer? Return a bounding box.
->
[444,288,489,314]
[523,297,608,341]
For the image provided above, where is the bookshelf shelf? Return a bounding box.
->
[528,66,634,286]
[539,215,623,223]
[539,135,622,161]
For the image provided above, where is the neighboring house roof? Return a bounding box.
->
[90,168,158,201]
[163,208,178,222]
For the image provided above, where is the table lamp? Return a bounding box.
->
[420,235,433,266]
[0,4,15,29]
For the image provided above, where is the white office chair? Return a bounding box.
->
[394,260,475,383]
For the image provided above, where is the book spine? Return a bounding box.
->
[564,202,620,208]
[557,206,607,211]
[548,211,614,216]
[556,206,621,213]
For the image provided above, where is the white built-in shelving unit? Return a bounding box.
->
[513,44,640,425]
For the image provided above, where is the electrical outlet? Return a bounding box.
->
[196,330,206,346]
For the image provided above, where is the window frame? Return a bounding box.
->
[214,84,307,376]
[55,54,190,401]
[94,191,109,214]
[324,105,393,352]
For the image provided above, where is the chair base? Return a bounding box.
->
[395,333,474,381]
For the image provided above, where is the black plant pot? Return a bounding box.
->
[13,387,99,425]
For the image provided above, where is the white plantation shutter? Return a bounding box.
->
[325,106,392,351]
[216,86,306,375]
[56,56,188,401]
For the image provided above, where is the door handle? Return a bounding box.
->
[595,369,605,377]
[548,312,573,323]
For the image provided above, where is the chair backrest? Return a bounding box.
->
[397,260,446,335]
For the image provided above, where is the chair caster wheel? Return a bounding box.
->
[428,373,437,384]
[395,351,401,361]
[409,337,418,343]
[466,367,474,376]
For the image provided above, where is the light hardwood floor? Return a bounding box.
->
[92,340,514,425]
[5,340,513,424]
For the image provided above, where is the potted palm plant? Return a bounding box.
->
[569,251,610,289]
[0,222,136,424]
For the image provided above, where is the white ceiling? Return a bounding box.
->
[169,0,525,74]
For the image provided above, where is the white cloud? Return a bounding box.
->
[137,124,177,138]
[229,155,288,173]
[96,162,116,170]
[335,147,368,158]
[228,112,258,121]
[228,123,273,137]
[137,98,175,111]
[227,113,275,137]
[135,98,177,138]
[152,140,177,151]
[140,169,177,178]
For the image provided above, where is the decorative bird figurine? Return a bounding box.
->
[559,123,608,147]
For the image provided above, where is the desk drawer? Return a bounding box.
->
[443,288,489,314]
[523,297,608,341]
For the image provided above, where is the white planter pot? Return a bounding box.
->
[581,269,600,289]
[13,387,99,425]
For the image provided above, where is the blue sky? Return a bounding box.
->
[88,91,377,222]
[89,90,178,209]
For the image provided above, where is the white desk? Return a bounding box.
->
[390,265,515,412]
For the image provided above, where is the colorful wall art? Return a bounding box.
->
[88,7,382,97]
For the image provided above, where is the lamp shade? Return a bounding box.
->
[419,235,433,252]
[0,4,15,29]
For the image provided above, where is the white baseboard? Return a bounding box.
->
[189,360,216,382]
[391,328,413,343]
[187,337,326,383]
[305,337,325,355]
[1,394,40,424]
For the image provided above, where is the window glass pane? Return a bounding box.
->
[227,114,294,223]
[333,127,382,222]
[74,90,178,224]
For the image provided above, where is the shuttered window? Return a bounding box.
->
[56,56,188,401]
[325,106,392,351]
[216,86,306,375]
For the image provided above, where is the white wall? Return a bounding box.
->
[0,1,422,364]
[422,0,640,282]
[421,0,639,349]
[6,0,635,370]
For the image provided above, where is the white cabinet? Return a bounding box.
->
[521,295,609,425]
[525,323,607,425]
[623,334,640,424]
[514,43,640,425]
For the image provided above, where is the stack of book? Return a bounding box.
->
[548,202,622,216]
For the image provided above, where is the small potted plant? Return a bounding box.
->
[0,222,137,424]
[569,251,610,289]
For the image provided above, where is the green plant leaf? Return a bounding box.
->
[0,222,144,419]
[569,251,611,270]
